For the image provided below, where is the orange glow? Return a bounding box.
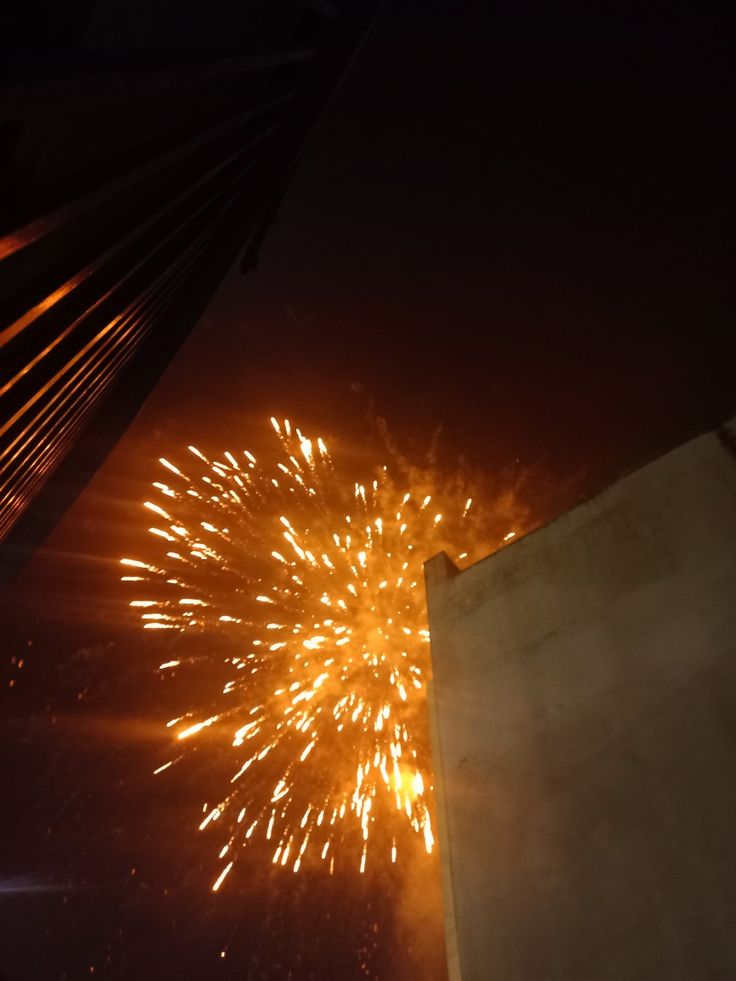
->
[123,419,512,888]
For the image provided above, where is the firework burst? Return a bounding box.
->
[121,418,510,890]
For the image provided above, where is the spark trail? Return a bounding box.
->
[122,418,510,890]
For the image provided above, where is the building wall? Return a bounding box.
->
[424,424,736,981]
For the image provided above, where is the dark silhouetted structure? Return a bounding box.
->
[0,0,381,578]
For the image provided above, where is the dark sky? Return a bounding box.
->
[151,0,733,490]
[2,2,734,979]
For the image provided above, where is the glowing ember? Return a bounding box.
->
[122,419,509,890]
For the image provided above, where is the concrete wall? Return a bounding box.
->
[424,425,736,981]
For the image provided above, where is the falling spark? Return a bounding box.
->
[211,861,233,892]
[124,419,502,885]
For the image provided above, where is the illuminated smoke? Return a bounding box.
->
[121,418,510,890]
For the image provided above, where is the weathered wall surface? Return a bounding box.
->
[425,427,736,981]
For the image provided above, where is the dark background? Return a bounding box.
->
[1,2,734,978]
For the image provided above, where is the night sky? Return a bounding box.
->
[2,3,734,979]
